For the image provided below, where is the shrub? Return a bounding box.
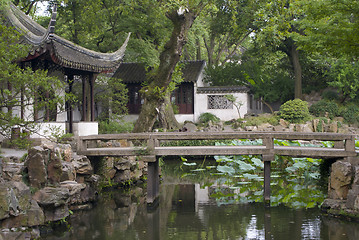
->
[279,99,311,123]
[242,115,279,127]
[309,100,339,119]
[99,120,134,134]
[321,90,339,101]
[198,112,220,124]
[341,104,359,125]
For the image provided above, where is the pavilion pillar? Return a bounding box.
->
[82,74,96,122]
[90,74,96,122]
[67,74,74,133]
[82,76,87,121]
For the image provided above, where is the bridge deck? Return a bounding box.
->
[77,132,358,204]
[82,145,356,160]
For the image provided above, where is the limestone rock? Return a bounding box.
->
[279,119,289,128]
[47,151,62,184]
[0,182,31,221]
[0,231,31,240]
[181,122,197,132]
[72,155,93,175]
[43,204,69,222]
[33,187,69,207]
[329,161,353,199]
[346,185,359,209]
[26,200,45,227]
[325,121,338,133]
[244,126,257,131]
[0,200,44,228]
[60,181,87,205]
[354,166,359,185]
[114,170,131,183]
[61,161,76,182]
[2,162,24,182]
[257,123,273,131]
[25,146,49,188]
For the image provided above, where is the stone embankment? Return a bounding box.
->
[0,142,146,239]
[322,160,359,219]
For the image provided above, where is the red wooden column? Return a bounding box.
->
[67,74,74,133]
[90,73,96,121]
[82,75,87,121]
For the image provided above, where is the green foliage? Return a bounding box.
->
[241,115,279,127]
[325,58,359,101]
[0,17,65,142]
[96,76,128,120]
[341,104,359,125]
[198,112,220,124]
[321,90,339,101]
[98,120,134,134]
[279,99,311,123]
[175,139,326,208]
[204,62,250,86]
[309,100,339,119]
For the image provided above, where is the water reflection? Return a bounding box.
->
[41,181,359,240]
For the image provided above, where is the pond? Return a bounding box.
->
[41,157,359,240]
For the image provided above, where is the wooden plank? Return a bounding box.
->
[80,145,356,159]
[154,145,267,156]
[274,146,356,158]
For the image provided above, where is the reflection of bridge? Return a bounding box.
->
[77,132,358,204]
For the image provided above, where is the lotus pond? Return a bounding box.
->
[41,139,359,239]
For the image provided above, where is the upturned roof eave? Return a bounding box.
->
[5,3,130,73]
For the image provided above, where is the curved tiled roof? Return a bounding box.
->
[112,60,206,83]
[197,86,250,93]
[4,3,130,73]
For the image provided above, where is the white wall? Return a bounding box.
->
[194,92,249,122]
[73,122,98,136]
[30,122,66,139]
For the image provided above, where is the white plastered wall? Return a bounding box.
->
[194,91,249,122]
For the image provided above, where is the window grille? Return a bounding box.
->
[207,95,233,109]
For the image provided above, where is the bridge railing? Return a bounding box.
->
[77,131,356,159]
[77,131,357,204]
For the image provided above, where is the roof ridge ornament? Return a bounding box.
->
[48,4,57,38]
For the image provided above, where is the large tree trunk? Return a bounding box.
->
[291,44,302,100]
[158,92,180,130]
[133,10,197,132]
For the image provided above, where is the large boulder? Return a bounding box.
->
[72,154,93,175]
[47,150,63,184]
[32,187,69,207]
[61,161,76,182]
[328,161,353,199]
[1,162,24,182]
[25,146,49,188]
[0,182,31,221]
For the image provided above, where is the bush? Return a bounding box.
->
[198,112,220,124]
[98,120,134,134]
[309,100,339,119]
[242,115,279,127]
[341,104,359,125]
[321,90,339,101]
[279,99,311,123]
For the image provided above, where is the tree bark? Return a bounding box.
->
[291,43,302,100]
[158,92,180,130]
[133,9,197,132]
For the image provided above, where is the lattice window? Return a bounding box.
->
[207,95,233,109]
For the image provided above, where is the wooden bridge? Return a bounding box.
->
[77,132,358,204]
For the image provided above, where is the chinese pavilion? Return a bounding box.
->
[4,3,130,136]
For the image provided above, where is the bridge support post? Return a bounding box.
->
[147,157,160,205]
[262,154,273,204]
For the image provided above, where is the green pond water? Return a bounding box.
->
[41,157,359,240]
